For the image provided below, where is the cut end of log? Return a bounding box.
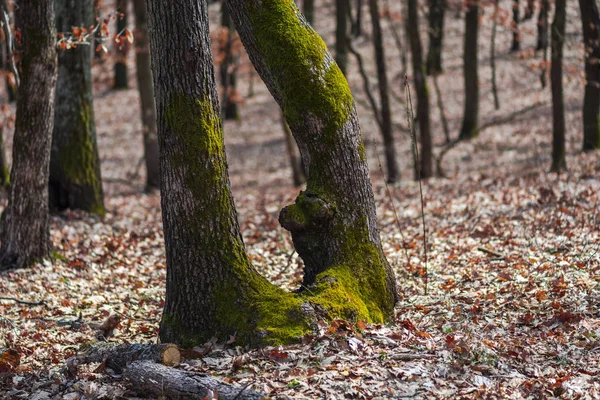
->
[161,344,181,367]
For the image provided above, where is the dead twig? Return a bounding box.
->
[0,297,47,307]
[477,246,508,260]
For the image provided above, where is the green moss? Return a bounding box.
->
[357,140,366,162]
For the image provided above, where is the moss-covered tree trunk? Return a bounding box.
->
[114,0,129,89]
[302,0,314,25]
[550,0,566,172]
[50,0,104,215]
[407,0,432,179]
[579,0,600,151]
[335,0,348,75]
[0,0,57,270]
[459,0,479,140]
[537,0,549,51]
[511,0,521,52]
[368,0,400,183]
[132,0,159,191]
[147,0,397,348]
[220,2,240,120]
[426,0,445,75]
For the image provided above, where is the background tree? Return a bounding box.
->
[550,0,566,172]
[114,0,129,89]
[50,0,104,215]
[303,0,314,25]
[335,0,349,75]
[407,0,432,178]
[537,0,549,51]
[426,0,445,75]
[0,0,57,270]
[352,0,363,37]
[133,0,159,190]
[579,0,600,151]
[459,0,480,140]
[220,2,240,120]
[511,0,521,52]
[368,0,400,183]
[148,0,397,347]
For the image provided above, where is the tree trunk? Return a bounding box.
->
[459,0,479,140]
[368,0,400,183]
[281,111,305,187]
[220,3,240,120]
[133,0,160,191]
[1,34,16,103]
[426,0,445,75]
[353,0,363,37]
[407,0,432,179]
[491,0,500,110]
[303,0,314,25]
[0,0,57,270]
[114,0,129,89]
[50,0,105,215]
[0,122,8,187]
[511,0,521,52]
[537,0,549,51]
[579,0,600,151]
[550,0,566,172]
[123,361,265,399]
[147,0,397,347]
[335,0,348,75]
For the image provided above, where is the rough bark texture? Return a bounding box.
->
[537,0,549,51]
[426,0,445,75]
[302,0,314,25]
[459,0,479,140]
[123,361,265,399]
[114,0,129,89]
[50,0,105,215]
[368,0,400,183]
[220,3,240,120]
[335,0,348,75]
[0,0,57,270]
[550,0,566,172]
[407,0,432,179]
[579,0,600,151]
[511,0,521,52]
[133,0,160,191]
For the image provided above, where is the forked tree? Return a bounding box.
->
[579,0,600,151]
[0,0,57,270]
[147,0,397,347]
[50,0,105,215]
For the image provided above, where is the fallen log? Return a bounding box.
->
[64,343,180,377]
[123,361,264,400]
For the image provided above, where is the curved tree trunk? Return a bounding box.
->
[335,0,348,75]
[147,0,397,348]
[50,0,104,215]
[550,0,566,172]
[407,0,432,179]
[133,0,160,191]
[459,0,479,140]
[579,0,600,151]
[114,0,129,89]
[426,0,445,75]
[511,0,521,52]
[0,0,57,270]
[368,0,400,183]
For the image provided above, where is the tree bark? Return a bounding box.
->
[459,0,479,140]
[335,0,348,75]
[511,0,521,52]
[114,0,129,89]
[368,0,400,183]
[133,0,159,191]
[0,0,57,270]
[537,0,549,51]
[123,361,265,399]
[407,0,432,179]
[550,0,566,172]
[579,0,600,151]
[50,0,105,215]
[0,122,8,187]
[303,0,314,25]
[426,0,445,75]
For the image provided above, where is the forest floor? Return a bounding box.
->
[2,0,600,399]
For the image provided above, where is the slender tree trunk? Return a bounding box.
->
[94,0,104,59]
[0,0,57,270]
[50,0,104,215]
[281,111,305,187]
[368,0,400,183]
[220,3,240,120]
[491,0,500,110]
[303,0,314,25]
[537,0,549,51]
[133,0,159,191]
[524,0,534,20]
[114,0,129,89]
[426,0,445,75]
[0,121,8,187]
[407,0,432,179]
[335,0,348,75]
[511,0,521,52]
[550,0,566,172]
[459,0,479,140]
[354,0,363,37]
[579,0,600,151]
